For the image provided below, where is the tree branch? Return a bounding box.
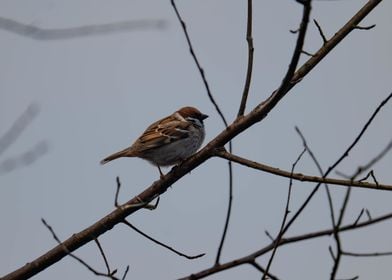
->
[215,149,392,191]
[0,17,165,40]
[178,211,392,280]
[237,0,254,117]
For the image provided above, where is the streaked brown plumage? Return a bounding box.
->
[100,106,208,176]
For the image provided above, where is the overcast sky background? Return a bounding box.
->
[1,1,392,279]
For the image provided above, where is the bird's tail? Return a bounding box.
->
[100,148,134,165]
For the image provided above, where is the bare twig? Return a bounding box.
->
[330,191,346,279]
[237,0,254,117]
[0,17,165,40]
[342,251,392,257]
[249,261,280,280]
[365,209,372,220]
[265,230,274,242]
[170,0,233,264]
[329,246,336,261]
[313,19,328,44]
[170,0,229,128]
[353,209,365,226]
[215,158,233,264]
[350,139,392,179]
[121,266,130,280]
[41,219,123,280]
[295,127,336,226]
[354,24,376,30]
[359,170,379,187]
[122,220,204,260]
[262,148,306,279]
[114,177,160,210]
[338,277,359,280]
[115,177,121,207]
[301,50,315,57]
[94,238,114,276]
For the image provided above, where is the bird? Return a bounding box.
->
[100,106,208,177]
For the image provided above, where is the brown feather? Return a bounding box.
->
[100,147,136,165]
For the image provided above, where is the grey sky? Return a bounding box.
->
[1,1,392,279]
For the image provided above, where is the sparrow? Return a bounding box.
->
[100,106,208,176]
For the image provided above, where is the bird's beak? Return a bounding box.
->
[201,114,209,120]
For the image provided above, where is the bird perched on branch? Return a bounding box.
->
[100,106,208,177]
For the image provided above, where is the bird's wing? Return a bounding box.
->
[135,117,191,152]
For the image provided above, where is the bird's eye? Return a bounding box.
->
[187,117,203,128]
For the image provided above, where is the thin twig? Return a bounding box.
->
[262,148,306,279]
[295,127,336,226]
[215,159,233,264]
[365,209,372,220]
[170,0,233,264]
[301,50,315,57]
[94,238,113,276]
[41,219,121,280]
[264,230,274,242]
[329,246,336,261]
[170,0,229,128]
[313,19,328,44]
[114,177,160,210]
[342,251,392,257]
[115,177,121,207]
[353,209,365,226]
[249,260,280,280]
[354,24,376,30]
[237,0,254,117]
[359,170,379,186]
[121,266,130,280]
[122,220,204,259]
[350,139,392,179]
